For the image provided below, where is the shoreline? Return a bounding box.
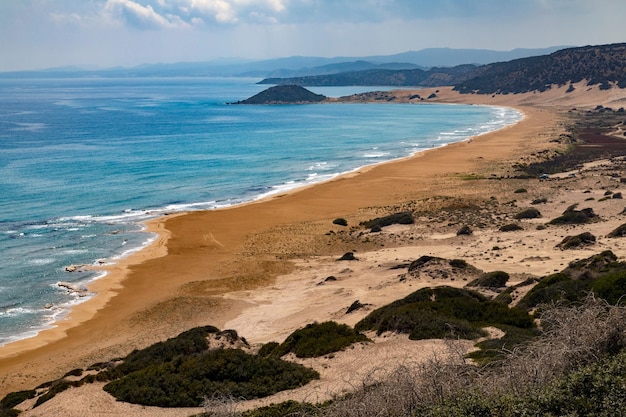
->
[0,100,522,350]
[0,84,622,397]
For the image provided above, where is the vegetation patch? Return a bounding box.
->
[267,321,369,359]
[332,218,348,226]
[514,207,542,219]
[0,390,37,415]
[499,223,523,232]
[361,211,414,230]
[467,271,510,289]
[355,286,534,341]
[103,348,319,407]
[556,232,596,249]
[407,256,483,281]
[517,251,626,310]
[548,205,598,225]
[607,223,626,237]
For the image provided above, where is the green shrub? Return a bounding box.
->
[102,325,218,380]
[0,409,20,417]
[467,271,510,288]
[449,259,469,269]
[257,341,280,357]
[1,390,36,409]
[356,286,534,341]
[456,225,472,235]
[549,206,598,225]
[514,207,542,219]
[332,218,348,226]
[467,325,539,364]
[591,270,626,304]
[35,380,79,407]
[103,349,319,407]
[272,321,369,358]
[607,223,626,237]
[361,212,414,229]
[517,273,590,310]
[556,232,596,249]
[514,188,527,193]
[499,223,523,232]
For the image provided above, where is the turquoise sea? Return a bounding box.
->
[0,77,522,345]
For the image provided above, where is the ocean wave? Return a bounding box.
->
[28,258,56,266]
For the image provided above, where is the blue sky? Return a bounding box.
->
[2,0,625,71]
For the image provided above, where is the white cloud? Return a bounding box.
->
[104,0,190,29]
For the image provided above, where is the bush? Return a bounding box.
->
[100,325,219,380]
[270,321,369,358]
[607,223,626,237]
[556,232,596,249]
[103,349,319,407]
[549,206,598,225]
[499,223,523,232]
[467,271,510,288]
[514,188,527,193]
[355,286,534,341]
[449,259,469,269]
[1,390,36,409]
[514,208,542,219]
[332,218,348,226]
[361,212,414,229]
[456,225,472,235]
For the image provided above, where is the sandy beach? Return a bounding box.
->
[3,83,626,415]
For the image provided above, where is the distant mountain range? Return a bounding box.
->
[261,43,626,94]
[0,46,567,79]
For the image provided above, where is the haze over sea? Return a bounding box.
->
[0,77,521,346]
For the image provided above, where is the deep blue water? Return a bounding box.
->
[0,77,522,345]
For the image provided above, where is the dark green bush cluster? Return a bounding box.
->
[467,271,510,288]
[103,348,319,407]
[467,324,539,364]
[499,223,523,232]
[514,207,542,219]
[265,321,369,358]
[361,211,414,230]
[518,251,626,310]
[332,218,348,227]
[448,259,469,269]
[607,223,626,237]
[548,205,598,225]
[0,390,36,415]
[100,325,218,380]
[556,231,596,249]
[355,286,534,341]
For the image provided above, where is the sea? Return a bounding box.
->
[0,77,522,346]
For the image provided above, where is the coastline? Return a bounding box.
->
[0,84,623,398]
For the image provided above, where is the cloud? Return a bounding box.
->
[103,0,190,29]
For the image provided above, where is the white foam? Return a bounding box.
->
[28,258,56,266]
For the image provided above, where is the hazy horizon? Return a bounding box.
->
[2,0,626,72]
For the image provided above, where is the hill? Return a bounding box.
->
[259,64,480,87]
[454,43,626,94]
[232,85,326,104]
[259,43,626,93]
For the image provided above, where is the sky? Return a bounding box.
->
[1,0,625,71]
